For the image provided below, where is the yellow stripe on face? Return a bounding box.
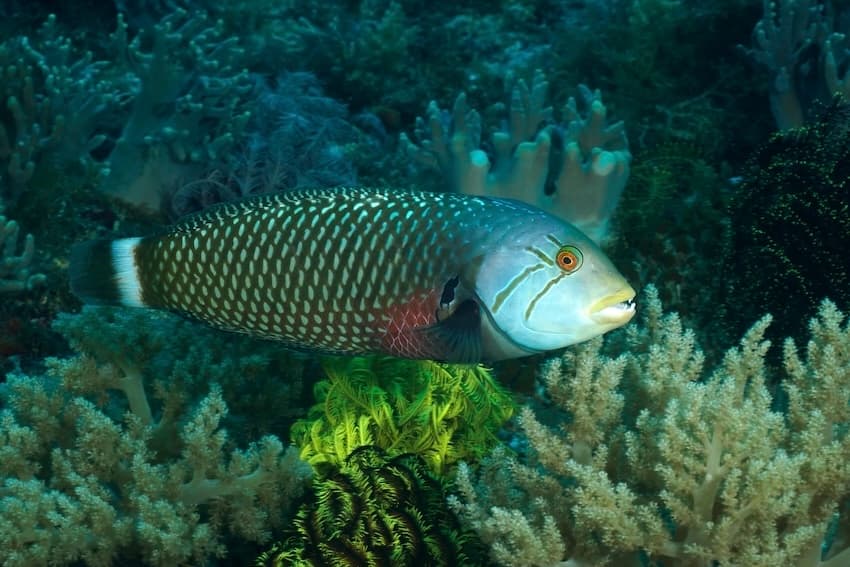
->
[525,272,566,321]
[491,263,546,314]
[525,245,554,266]
[545,234,564,248]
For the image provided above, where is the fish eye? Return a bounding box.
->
[555,245,583,273]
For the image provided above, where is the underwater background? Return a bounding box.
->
[1,0,850,565]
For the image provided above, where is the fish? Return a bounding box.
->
[69,187,636,363]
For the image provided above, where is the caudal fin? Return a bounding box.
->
[69,237,146,307]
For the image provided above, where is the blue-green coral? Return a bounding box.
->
[0,10,254,214]
[0,214,46,294]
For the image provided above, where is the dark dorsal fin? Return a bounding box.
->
[413,299,482,364]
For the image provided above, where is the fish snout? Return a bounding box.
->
[588,288,637,325]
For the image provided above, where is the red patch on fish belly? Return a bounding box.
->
[380,290,442,359]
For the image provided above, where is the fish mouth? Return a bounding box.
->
[588,288,637,325]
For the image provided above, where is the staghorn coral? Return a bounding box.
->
[290,356,515,476]
[257,445,488,566]
[0,306,312,566]
[451,286,850,566]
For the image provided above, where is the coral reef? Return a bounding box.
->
[0,10,255,215]
[401,69,630,244]
[101,9,254,211]
[0,307,312,566]
[167,71,359,217]
[451,286,850,566]
[0,14,120,206]
[2,1,845,565]
[608,140,731,353]
[234,0,443,115]
[257,445,487,566]
[291,356,515,476]
[571,0,765,155]
[745,0,850,129]
[0,213,46,294]
[51,306,312,440]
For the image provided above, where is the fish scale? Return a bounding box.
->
[132,188,476,355]
[70,186,637,362]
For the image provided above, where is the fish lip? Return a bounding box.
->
[588,288,637,325]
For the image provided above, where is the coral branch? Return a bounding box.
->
[401,69,630,244]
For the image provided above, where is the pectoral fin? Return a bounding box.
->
[414,298,482,363]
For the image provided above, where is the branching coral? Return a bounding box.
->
[0,10,256,214]
[401,69,630,244]
[101,9,255,211]
[451,286,850,566]
[0,14,122,205]
[744,0,850,129]
[0,214,46,293]
[0,307,311,566]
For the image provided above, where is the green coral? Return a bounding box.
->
[257,445,487,566]
[291,356,515,476]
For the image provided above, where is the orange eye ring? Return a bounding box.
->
[555,245,583,273]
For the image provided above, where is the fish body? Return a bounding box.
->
[70,187,635,362]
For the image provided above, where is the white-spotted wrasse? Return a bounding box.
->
[70,187,636,363]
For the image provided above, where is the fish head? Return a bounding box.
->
[471,217,636,360]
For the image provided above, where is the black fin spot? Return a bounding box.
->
[438,276,460,310]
